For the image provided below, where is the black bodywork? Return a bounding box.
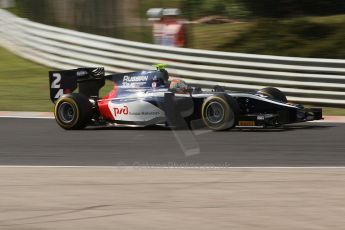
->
[49,66,323,129]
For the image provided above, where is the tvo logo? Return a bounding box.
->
[114,106,128,117]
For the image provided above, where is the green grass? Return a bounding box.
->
[190,22,252,50]
[313,106,345,116]
[216,14,345,58]
[0,47,52,111]
[0,47,115,112]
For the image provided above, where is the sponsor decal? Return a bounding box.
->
[108,101,164,121]
[122,75,149,87]
[114,106,129,117]
[141,111,160,115]
[92,68,104,76]
[123,75,148,82]
[118,111,160,116]
[50,73,64,99]
[77,70,88,77]
[257,115,265,120]
[238,121,255,126]
[131,111,160,116]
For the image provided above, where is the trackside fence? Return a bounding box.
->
[1,9,345,106]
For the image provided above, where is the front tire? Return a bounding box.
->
[54,93,93,130]
[201,94,239,131]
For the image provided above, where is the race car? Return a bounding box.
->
[49,64,323,131]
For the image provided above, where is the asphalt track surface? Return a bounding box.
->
[1,118,345,166]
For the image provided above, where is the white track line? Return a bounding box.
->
[0,116,54,119]
[0,112,54,119]
[1,165,345,169]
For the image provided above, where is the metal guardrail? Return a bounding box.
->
[1,9,345,106]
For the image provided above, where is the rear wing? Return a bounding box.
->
[49,68,105,103]
[49,65,170,103]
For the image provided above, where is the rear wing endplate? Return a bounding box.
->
[49,68,105,103]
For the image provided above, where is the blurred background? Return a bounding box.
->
[1,0,345,113]
[7,0,345,58]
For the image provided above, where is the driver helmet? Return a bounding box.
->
[169,79,189,93]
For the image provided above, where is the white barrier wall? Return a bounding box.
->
[1,9,345,106]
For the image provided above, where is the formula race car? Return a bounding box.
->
[49,64,322,131]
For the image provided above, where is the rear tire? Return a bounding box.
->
[201,94,239,131]
[54,93,93,130]
[258,87,288,103]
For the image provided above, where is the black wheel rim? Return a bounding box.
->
[58,102,75,124]
[205,101,225,125]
